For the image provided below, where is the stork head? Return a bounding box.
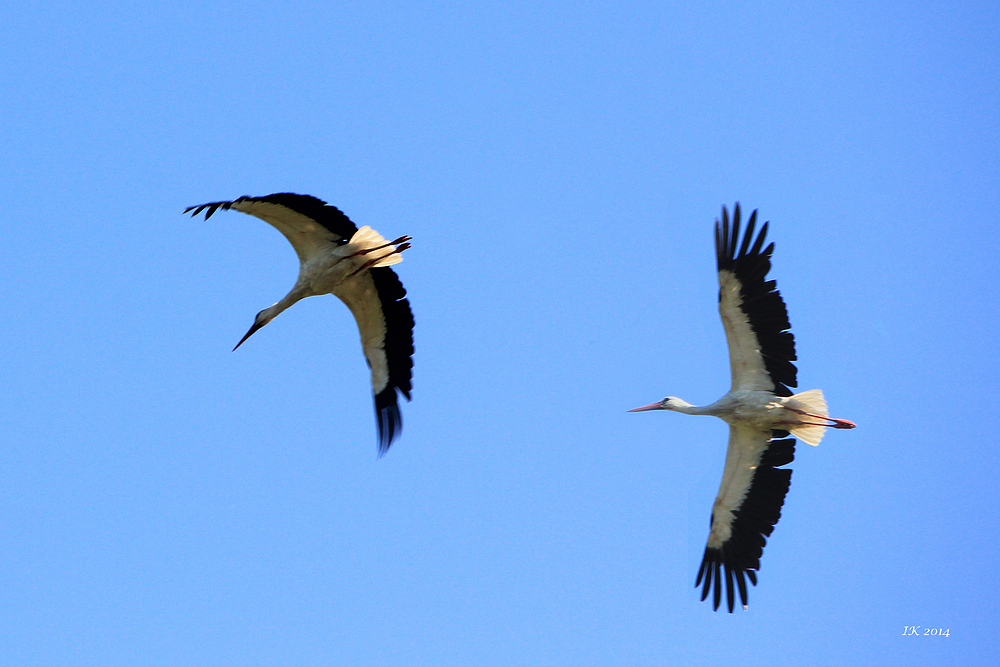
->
[233,307,279,351]
[628,397,691,413]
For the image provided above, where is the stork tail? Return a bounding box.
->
[350,226,407,267]
[785,389,829,446]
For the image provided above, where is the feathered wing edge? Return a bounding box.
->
[715,204,797,397]
[695,432,796,612]
[185,193,359,240]
[369,267,414,457]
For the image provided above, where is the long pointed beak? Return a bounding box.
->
[233,320,265,351]
[628,402,663,413]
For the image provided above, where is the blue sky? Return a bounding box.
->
[2,1,997,664]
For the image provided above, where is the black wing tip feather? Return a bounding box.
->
[696,433,797,612]
[715,202,769,275]
[184,193,330,216]
[184,192,358,239]
[714,203,797,396]
[374,388,403,458]
[184,198,242,220]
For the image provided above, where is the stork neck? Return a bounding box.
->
[668,398,714,416]
[265,284,311,320]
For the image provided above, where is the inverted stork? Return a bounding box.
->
[186,193,414,456]
[629,204,855,612]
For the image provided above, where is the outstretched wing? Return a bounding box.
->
[333,267,414,457]
[185,193,359,264]
[696,427,796,612]
[715,204,797,396]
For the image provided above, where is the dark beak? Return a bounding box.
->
[233,320,265,351]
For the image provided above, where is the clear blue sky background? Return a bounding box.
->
[2,1,997,664]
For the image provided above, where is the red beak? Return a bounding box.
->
[628,402,663,413]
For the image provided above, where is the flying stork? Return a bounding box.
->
[185,193,414,456]
[629,204,855,612]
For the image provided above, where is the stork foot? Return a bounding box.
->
[348,242,411,277]
[354,236,412,256]
[784,407,857,429]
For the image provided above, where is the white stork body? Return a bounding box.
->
[630,204,855,612]
[185,193,414,456]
